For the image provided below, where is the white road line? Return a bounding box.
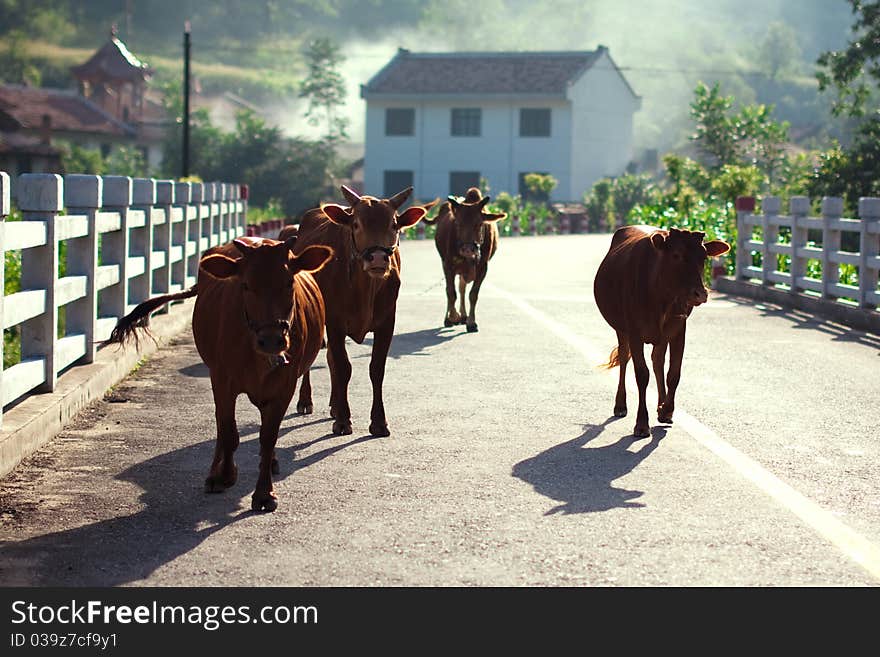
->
[487,281,880,583]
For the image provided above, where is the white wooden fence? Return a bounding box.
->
[735,195,880,312]
[0,172,249,427]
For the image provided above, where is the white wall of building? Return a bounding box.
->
[363,55,638,203]
[567,50,641,200]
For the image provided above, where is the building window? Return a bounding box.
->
[518,172,551,202]
[519,108,551,137]
[385,108,415,136]
[451,108,481,136]
[449,171,481,195]
[384,170,414,198]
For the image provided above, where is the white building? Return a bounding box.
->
[360,47,641,203]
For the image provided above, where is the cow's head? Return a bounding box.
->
[447,187,506,263]
[200,237,333,358]
[650,228,730,307]
[320,185,433,279]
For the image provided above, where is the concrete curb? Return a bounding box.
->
[0,300,195,479]
[715,277,880,337]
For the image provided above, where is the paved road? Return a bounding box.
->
[1,234,879,586]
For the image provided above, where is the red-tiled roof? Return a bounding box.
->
[362,49,608,96]
[70,37,152,84]
[0,85,131,136]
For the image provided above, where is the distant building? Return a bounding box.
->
[0,27,167,177]
[360,47,641,203]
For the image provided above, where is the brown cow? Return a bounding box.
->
[593,225,730,438]
[105,235,333,512]
[423,187,506,332]
[290,185,435,437]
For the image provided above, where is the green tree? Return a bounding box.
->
[816,0,880,117]
[814,0,880,212]
[299,37,349,141]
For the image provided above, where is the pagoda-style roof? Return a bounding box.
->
[71,31,152,85]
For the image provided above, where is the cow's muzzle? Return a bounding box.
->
[246,315,292,358]
[360,245,396,276]
[689,286,709,306]
[458,241,481,261]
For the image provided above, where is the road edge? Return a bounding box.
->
[0,300,195,479]
[715,277,880,337]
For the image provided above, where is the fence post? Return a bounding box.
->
[789,196,809,297]
[761,196,780,285]
[191,182,206,265]
[217,182,229,245]
[18,174,63,393]
[858,197,880,309]
[735,196,755,279]
[0,172,9,423]
[821,196,843,301]
[64,174,102,365]
[239,184,249,239]
[154,180,174,304]
[202,182,217,249]
[174,182,194,287]
[131,178,156,308]
[100,176,133,320]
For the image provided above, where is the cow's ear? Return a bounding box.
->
[200,253,239,279]
[481,211,507,223]
[704,240,730,257]
[447,195,461,209]
[291,245,334,274]
[650,232,666,250]
[396,206,427,230]
[321,203,353,226]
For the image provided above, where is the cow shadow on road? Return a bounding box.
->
[353,326,464,360]
[0,419,362,587]
[512,418,665,515]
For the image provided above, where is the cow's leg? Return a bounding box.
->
[457,276,468,323]
[613,332,630,417]
[297,369,313,414]
[465,267,487,332]
[252,396,292,512]
[443,265,461,326]
[368,313,395,437]
[629,338,651,438]
[205,381,240,493]
[658,326,685,424]
[652,341,668,419]
[326,326,353,435]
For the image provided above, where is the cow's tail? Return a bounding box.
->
[601,341,630,369]
[103,286,199,349]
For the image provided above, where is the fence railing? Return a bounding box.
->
[735,195,880,312]
[0,172,250,427]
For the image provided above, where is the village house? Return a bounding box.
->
[0,27,166,177]
[360,47,641,203]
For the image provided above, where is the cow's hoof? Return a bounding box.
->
[204,464,237,493]
[251,492,278,513]
[466,323,478,333]
[444,318,455,327]
[271,457,280,475]
[333,420,353,436]
[633,425,651,438]
[369,422,390,437]
[297,401,313,415]
[657,404,674,424]
[613,406,627,417]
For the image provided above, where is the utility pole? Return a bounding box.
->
[182,20,191,179]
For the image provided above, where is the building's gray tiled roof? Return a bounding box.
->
[362,48,609,96]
